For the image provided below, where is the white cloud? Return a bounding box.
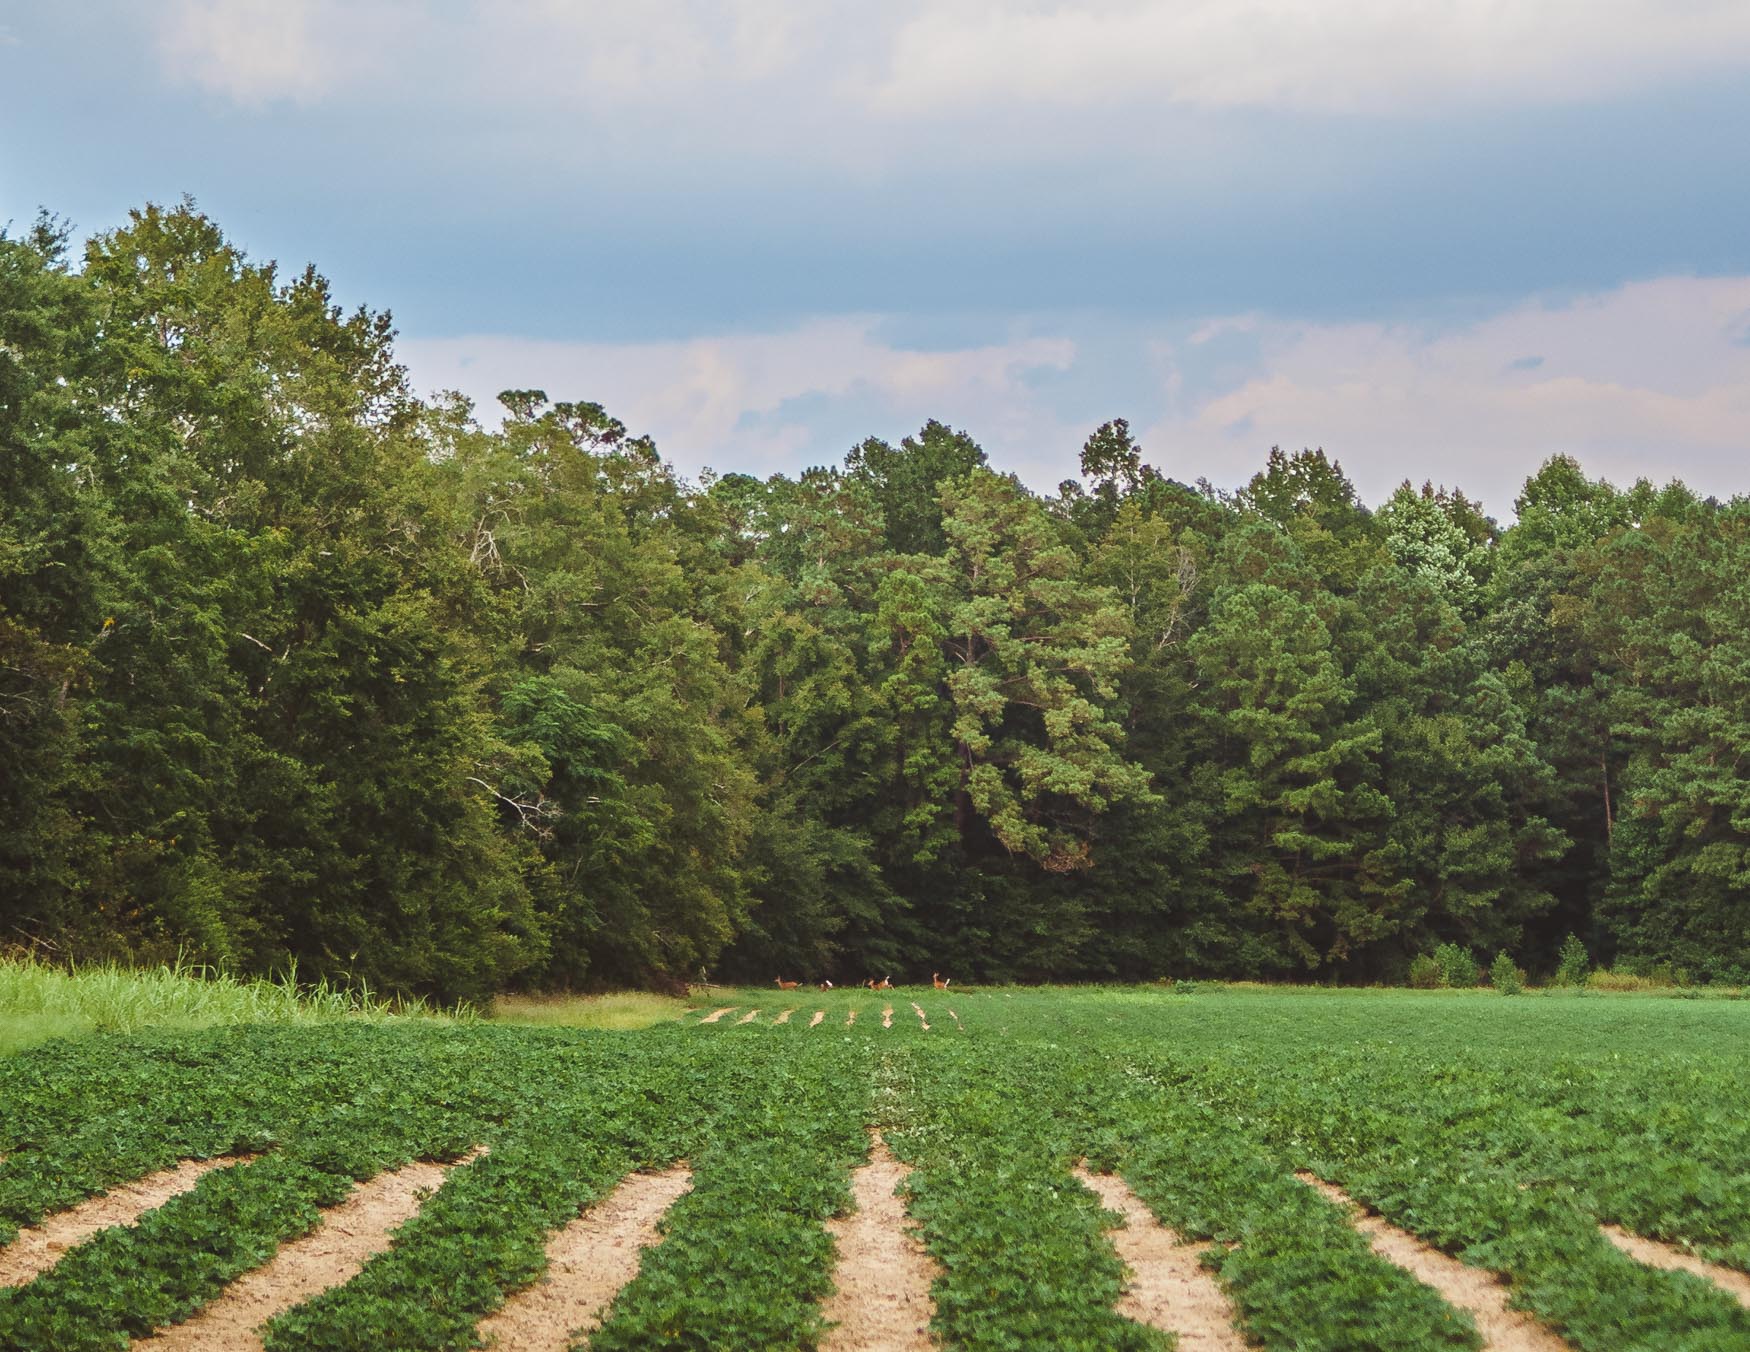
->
[1163,275,1750,510]
[869,0,1750,115]
[155,0,409,105]
[399,319,1078,480]
[149,1,1750,119]
[401,276,1750,516]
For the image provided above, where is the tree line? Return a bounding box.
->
[3,204,1746,999]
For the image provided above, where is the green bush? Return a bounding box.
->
[1434,943,1479,989]
[1489,952,1523,996]
[1555,934,1590,987]
[1408,954,1443,989]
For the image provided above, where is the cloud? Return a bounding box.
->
[399,319,1079,481]
[155,0,407,105]
[147,1,1750,121]
[401,276,1750,517]
[869,0,1750,115]
[1159,275,1750,511]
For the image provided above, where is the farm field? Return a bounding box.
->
[3,987,1749,1350]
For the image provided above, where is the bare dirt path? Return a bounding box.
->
[809,1011,826,1027]
[846,1009,857,1027]
[0,1156,247,1289]
[143,1151,481,1351]
[909,1003,931,1030]
[1074,1167,1246,1351]
[1601,1225,1750,1308]
[821,1132,938,1351]
[774,1008,796,1025]
[475,1166,692,1352]
[735,1008,762,1025]
[946,1009,963,1030]
[881,1005,894,1029]
[1297,1174,1568,1351]
[699,1007,737,1023]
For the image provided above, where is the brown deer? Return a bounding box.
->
[932,972,950,990]
[870,975,893,991]
[775,978,800,991]
[818,980,834,991]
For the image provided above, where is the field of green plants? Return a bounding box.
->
[3,985,1749,1350]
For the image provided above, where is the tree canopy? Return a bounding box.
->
[4,204,1746,996]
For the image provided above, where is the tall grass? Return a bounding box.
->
[0,954,455,1056]
[488,991,694,1031]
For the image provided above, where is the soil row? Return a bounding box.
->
[6,1150,1747,1348]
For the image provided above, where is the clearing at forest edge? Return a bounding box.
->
[3,985,1749,1351]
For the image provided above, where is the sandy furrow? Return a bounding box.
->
[846,1009,857,1026]
[1601,1225,1750,1308]
[774,1008,796,1025]
[699,1007,737,1023]
[822,1133,938,1351]
[143,1151,481,1351]
[1074,1167,1246,1352]
[810,1010,826,1027]
[735,1008,762,1025]
[881,1005,894,1029]
[1297,1174,1567,1351]
[946,1009,963,1030]
[476,1166,692,1351]
[0,1156,248,1289]
[909,1002,931,1030]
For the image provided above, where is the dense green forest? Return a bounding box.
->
[3,204,1747,999]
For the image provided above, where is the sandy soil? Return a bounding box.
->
[1601,1224,1750,1308]
[881,1006,894,1028]
[846,1009,857,1026]
[909,1003,931,1030]
[735,1008,761,1025]
[946,1009,963,1030]
[143,1152,480,1351]
[0,1156,246,1289]
[774,1008,795,1024]
[699,1007,737,1023]
[476,1166,692,1352]
[1297,1174,1567,1351]
[821,1133,938,1351]
[1074,1167,1246,1351]
[810,1011,826,1027]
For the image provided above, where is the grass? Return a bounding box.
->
[0,955,449,1056]
[487,990,693,1031]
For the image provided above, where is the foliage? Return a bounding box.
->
[1488,951,1523,995]
[6,202,1750,992]
[1432,944,1480,990]
[1556,934,1591,987]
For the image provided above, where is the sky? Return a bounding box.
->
[3,0,1749,517]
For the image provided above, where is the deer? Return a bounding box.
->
[818,980,834,991]
[933,972,951,990]
[870,975,892,991]
[775,978,800,991]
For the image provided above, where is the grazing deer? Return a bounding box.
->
[775,978,799,991]
[818,980,834,991]
[933,972,950,990]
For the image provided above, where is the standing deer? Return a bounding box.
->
[775,978,799,991]
[933,972,951,990]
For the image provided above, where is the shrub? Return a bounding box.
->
[1433,943,1479,989]
[1489,952,1523,996]
[1555,934,1590,987]
[1408,954,1443,990]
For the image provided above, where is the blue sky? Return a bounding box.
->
[4,1,1749,515]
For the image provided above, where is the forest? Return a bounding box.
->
[3,203,1746,1000]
